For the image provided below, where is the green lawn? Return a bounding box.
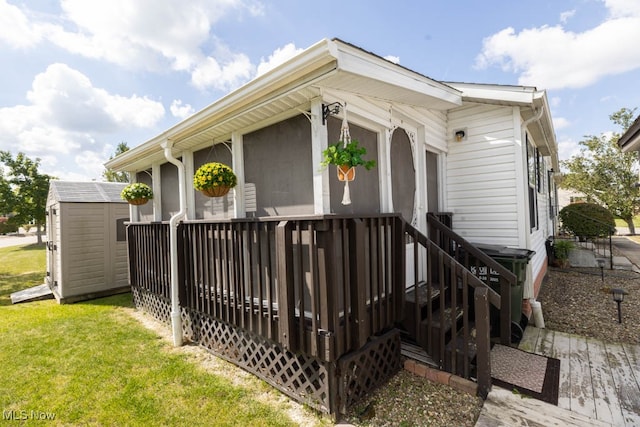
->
[0,244,324,426]
[614,217,640,227]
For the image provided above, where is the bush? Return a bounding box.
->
[0,220,19,235]
[553,239,574,260]
[559,203,615,238]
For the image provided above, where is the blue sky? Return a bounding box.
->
[1,0,639,181]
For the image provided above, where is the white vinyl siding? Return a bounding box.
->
[446,103,520,246]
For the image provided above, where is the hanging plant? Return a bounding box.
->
[193,162,238,197]
[320,140,376,181]
[121,183,153,205]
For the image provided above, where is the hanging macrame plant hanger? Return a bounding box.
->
[339,105,353,205]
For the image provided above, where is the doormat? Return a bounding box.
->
[490,344,560,405]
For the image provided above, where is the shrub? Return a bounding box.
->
[553,239,574,260]
[559,203,615,238]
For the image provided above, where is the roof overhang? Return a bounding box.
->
[619,115,640,152]
[106,38,462,173]
[445,82,559,171]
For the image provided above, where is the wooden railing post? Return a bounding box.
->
[350,218,369,348]
[499,279,511,345]
[276,221,295,350]
[474,286,491,399]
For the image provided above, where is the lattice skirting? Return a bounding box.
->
[338,330,402,413]
[131,287,401,415]
[132,287,171,325]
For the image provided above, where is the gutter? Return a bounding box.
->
[161,140,187,347]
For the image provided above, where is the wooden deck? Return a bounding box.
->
[477,327,640,426]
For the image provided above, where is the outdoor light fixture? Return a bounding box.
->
[322,102,342,125]
[611,288,628,324]
[596,258,605,282]
[454,129,467,142]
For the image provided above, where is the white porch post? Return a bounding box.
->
[152,163,162,222]
[232,131,246,218]
[311,98,330,214]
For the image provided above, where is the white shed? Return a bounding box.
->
[45,181,130,303]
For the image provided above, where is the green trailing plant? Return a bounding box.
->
[120,182,153,202]
[193,162,238,191]
[559,203,615,239]
[320,140,376,170]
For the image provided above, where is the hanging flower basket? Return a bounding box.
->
[121,183,153,205]
[128,197,150,206]
[193,162,238,198]
[320,140,376,181]
[337,165,355,182]
[201,185,231,197]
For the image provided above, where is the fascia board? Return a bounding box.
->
[334,42,461,108]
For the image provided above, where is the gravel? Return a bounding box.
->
[537,266,640,344]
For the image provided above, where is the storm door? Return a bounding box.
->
[389,127,421,287]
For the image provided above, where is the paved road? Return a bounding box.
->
[0,234,40,249]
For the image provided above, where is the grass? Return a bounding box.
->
[0,243,322,426]
[614,217,640,227]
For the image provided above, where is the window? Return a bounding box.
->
[527,134,538,231]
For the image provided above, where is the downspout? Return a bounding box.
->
[161,140,186,347]
[521,106,544,310]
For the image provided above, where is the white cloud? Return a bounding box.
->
[256,43,304,77]
[553,117,570,130]
[2,0,266,92]
[384,55,400,64]
[170,100,195,119]
[559,9,576,24]
[475,0,640,89]
[550,96,562,107]
[0,0,47,48]
[191,52,253,91]
[0,63,165,179]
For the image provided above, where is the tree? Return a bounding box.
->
[102,142,130,182]
[0,151,54,243]
[561,107,640,234]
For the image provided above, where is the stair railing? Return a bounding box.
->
[402,219,499,396]
[427,213,517,345]
[557,210,615,269]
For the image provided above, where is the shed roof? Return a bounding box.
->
[48,181,128,203]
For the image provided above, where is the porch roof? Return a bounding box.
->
[106,38,462,173]
[444,82,559,170]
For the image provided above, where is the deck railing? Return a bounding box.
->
[126,214,498,398]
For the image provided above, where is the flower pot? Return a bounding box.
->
[128,198,149,206]
[201,185,231,197]
[337,165,355,182]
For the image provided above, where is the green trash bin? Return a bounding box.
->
[472,244,535,341]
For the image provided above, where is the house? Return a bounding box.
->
[618,114,640,153]
[106,38,558,415]
[45,181,130,303]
